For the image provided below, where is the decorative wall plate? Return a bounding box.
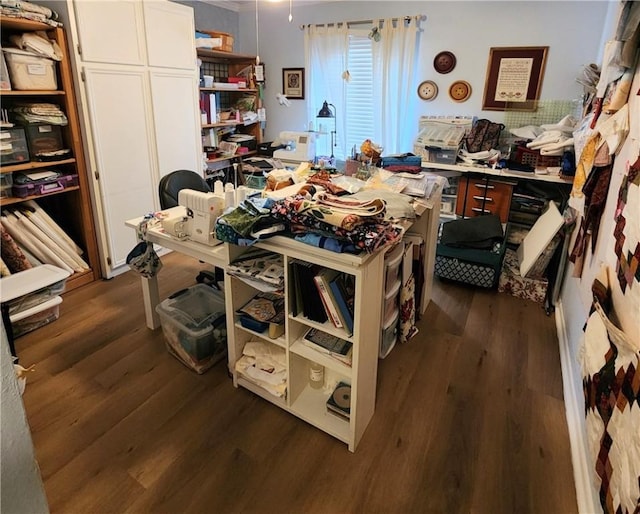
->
[449,80,472,102]
[434,51,456,74]
[417,80,438,101]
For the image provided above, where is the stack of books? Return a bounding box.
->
[290,261,355,336]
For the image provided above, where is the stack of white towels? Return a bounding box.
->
[511,115,578,156]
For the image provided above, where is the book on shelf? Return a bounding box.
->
[328,273,354,336]
[291,260,328,324]
[303,328,353,366]
[313,268,343,329]
[326,381,351,421]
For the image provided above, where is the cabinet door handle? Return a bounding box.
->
[474,183,494,190]
[472,207,492,214]
[472,195,494,203]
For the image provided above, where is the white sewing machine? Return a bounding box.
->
[164,189,224,246]
[273,131,316,163]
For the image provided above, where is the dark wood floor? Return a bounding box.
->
[16,251,578,514]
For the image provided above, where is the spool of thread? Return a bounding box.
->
[225,182,235,192]
[224,189,235,209]
[236,186,247,204]
[214,180,224,195]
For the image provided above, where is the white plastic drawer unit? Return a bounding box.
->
[1,264,70,315]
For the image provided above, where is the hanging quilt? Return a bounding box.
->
[580,267,640,514]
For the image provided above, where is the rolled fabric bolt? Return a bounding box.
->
[214,180,224,194]
[225,190,235,209]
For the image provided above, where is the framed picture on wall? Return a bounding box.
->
[482,46,548,111]
[282,68,304,99]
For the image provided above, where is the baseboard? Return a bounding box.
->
[555,300,602,514]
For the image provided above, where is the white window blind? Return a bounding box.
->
[344,32,374,159]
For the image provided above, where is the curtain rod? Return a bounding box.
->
[299,14,424,30]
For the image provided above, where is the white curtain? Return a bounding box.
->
[304,24,348,158]
[372,18,420,154]
[305,18,420,158]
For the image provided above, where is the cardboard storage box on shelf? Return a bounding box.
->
[198,30,234,52]
[2,48,57,90]
[155,284,227,374]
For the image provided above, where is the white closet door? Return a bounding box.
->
[72,0,146,65]
[143,1,196,70]
[149,69,202,178]
[82,67,157,273]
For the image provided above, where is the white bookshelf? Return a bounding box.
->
[225,241,384,452]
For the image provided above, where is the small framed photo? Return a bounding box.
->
[282,67,304,99]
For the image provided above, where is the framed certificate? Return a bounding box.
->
[482,46,548,111]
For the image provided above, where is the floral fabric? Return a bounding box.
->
[271,195,402,253]
[0,224,32,273]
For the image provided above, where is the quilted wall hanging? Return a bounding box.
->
[580,266,640,514]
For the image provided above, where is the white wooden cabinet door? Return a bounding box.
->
[143,1,196,70]
[149,69,202,178]
[72,1,146,65]
[82,66,157,273]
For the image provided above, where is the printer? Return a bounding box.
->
[272,131,316,164]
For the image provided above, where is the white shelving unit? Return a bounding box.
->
[224,237,385,452]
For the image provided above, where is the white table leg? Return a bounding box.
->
[141,275,161,329]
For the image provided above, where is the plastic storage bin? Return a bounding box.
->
[1,264,70,338]
[155,284,227,374]
[383,278,401,321]
[0,172,13,198]
[10,296,62,338]
[3,48,57,90]
[12,171,78,198]
[384,243,404,289]
[0,127,30,165]
[379,308,399,359]
[23,123,64,157]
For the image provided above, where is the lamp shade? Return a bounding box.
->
[317,101,334,118]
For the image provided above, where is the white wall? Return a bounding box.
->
[237,1,610,142]
[0,323,49,514]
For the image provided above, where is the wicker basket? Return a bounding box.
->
[199,30,234,52]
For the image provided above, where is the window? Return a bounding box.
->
[306,19,419,161]
[344,32,374,159]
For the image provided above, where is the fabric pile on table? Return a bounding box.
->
[270,192,403,254]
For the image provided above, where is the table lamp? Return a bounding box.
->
[317,100,336,160]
